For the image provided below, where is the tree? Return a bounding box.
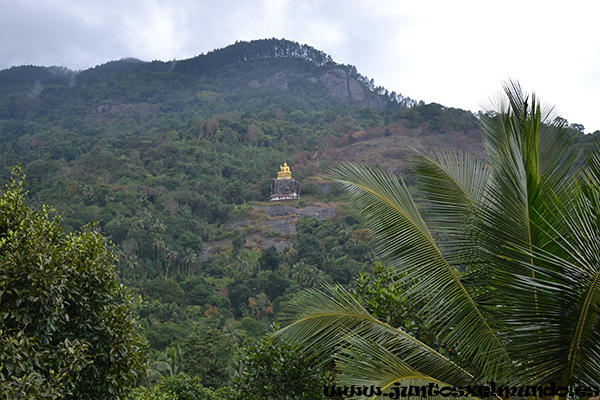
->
[159,279,185,304]
[291,262,324,289]
[0,167,147,399]
[145,343,183,384]
[153,238,166,261]
[164,246,178,280]
[182,248,198,277]
[258,245,281,271]
[181,325,234,388]
[277,82,600,394]
[126,373,234,400]
[153,374,234,399]
[234,332,341,400]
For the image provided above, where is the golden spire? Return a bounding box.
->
[277,162,292,180]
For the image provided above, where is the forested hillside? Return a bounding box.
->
[0,38,593,398]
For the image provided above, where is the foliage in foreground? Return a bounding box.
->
[278,81,600,397]
[0,167,147,399]
[234,329,341,400]
[126,374,234,400]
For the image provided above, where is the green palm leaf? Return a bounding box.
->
[498,177,600,386]
[412,148,489,267]
[276,285,474,387]
[336,333,481,400]
[278,80,599,392]
[327,163,512,381]
[413,147,489,218]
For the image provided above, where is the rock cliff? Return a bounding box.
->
[248,68,389,109]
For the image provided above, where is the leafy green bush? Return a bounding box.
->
[126,374,234,400]
[156,374,233,400]
[181,323,235,388]
[0,167,147,399]
[126,385,177,400]
[234,332,341,400]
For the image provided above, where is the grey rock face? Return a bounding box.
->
[319,68,365,102]
[248,67,389,109]
[270,178,301,201]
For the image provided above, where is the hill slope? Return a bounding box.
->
[0,38,594,391]
[0,38,585,262]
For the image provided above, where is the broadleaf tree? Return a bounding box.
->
[0,166,147,399]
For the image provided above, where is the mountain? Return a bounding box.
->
[0,38,593,392]
[0,38,588,239]
[0,36,589,233]
[0,38,495,282]
[0,38,417,118]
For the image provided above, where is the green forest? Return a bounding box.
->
[1,39,597,399]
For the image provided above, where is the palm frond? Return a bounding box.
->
[336,333,481,400]
[276,285,474,386]
[412,148,489,263]
[581,138,600,187]
[498,179,600,386]
[413,148,489,221]
[327,164,512,381]
[478,81,563,275]
[538,117,580,191]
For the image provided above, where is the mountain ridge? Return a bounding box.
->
[0,37,590,260]
[0,38,418,110]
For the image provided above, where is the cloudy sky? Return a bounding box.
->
[1,0,599,132]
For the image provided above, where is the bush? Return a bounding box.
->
[155,374,233,400]
[181,326,234,388]
[234,332,341,400]
[0,167,147,399]
[126,374,234,400]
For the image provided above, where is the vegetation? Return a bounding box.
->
[126,374,234,400]
[278,81,600,394]
[234,330,341,400]
[0,37,597,398]
[0,167,146,399]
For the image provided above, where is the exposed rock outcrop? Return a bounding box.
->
[270,178,301,201]
[319,68,365,102]
[248,68,389,109]
[202,203,337,258]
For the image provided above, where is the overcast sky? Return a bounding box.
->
[1,0,599,132]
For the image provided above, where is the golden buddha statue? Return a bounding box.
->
[270,161,301,201]
[277,162,292,180]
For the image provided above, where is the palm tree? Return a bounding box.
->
[164,247,178,280]
[165,343,183,376]
[291,262,325,289]
[151,219,167,234]
[277,81,600,395]
[127,254,139,284]
[183,248,197,277]
[282,246,297,268]
[145,350,172,385]
[152,238,166,261]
